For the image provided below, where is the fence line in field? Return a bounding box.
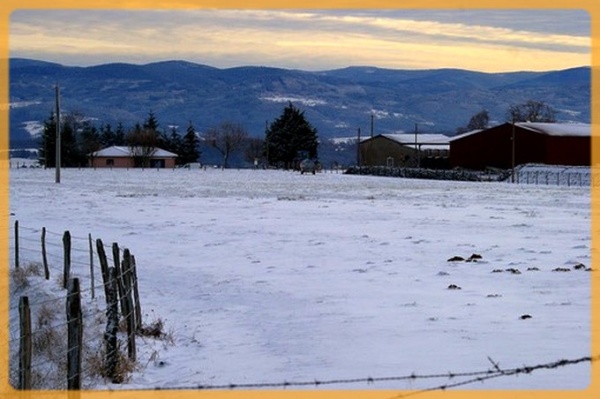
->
[345,164,593,187]
[151,355,596,392]
[8,221,150,390]
[512,165,592,187]
[7,220,594,392]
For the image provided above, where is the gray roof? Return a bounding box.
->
[92,146,178,158]
[449,122,591,142]
[367,133,450,150]
[517,122,591,137]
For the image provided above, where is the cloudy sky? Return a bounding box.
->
[9,9,591,72]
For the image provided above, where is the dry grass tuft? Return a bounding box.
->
[85,341,137,384]
[138,318,165,338]
[10,262,42,290]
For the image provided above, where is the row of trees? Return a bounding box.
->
[456,100,558,134]
[38,103,321,170]
[37,99,560,168]
[200,102,319,168]
[39,112,201,168]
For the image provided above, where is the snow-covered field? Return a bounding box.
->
[7,167,593,392]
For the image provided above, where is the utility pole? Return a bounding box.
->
[357,127,361,169]
[370,114,374,138]
[265,120,269,166]
[55,85,61,184]
[414,123,420,168]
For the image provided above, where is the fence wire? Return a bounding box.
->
[147,355,596,392]
[7,221,594,392]
[8,221,143,390]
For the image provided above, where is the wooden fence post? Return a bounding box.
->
[14,220,19,269]
[88,234,95,300]
[121,250,136,361]
[112,243,127,317]
[130,254,142,331]
[96,239,110,299]
[18,296,31,390]
[41,227,49,280]
[63,231,71,289]
[104,267,120,383]
[66,278,82,390]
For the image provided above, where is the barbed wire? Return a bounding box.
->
[8,222,143,387]
[147,355,596,392]
[389,355,597,398]
[11,222,131,254]
[10,222,593,392]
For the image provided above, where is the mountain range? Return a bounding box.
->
[8,58,590,148]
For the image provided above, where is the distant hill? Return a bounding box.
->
[8,58,590,148]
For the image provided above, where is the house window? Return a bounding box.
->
[106,159,114,166]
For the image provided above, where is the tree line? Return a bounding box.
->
[39,111,201,168]
[37,99,560,168]
[38,102,320,169]
[455,100,558,134]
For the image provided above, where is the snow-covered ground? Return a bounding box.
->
[7,167,593,392]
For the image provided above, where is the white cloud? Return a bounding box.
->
[9,9,590,72]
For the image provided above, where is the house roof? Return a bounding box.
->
[517,122,591,137]
[449,122,591,142]
[92,146,178,158]
[368,133,450,150]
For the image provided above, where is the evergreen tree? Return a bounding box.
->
[114,122,126,145]
[158,126,184,162]
[38,111,88,167]
[143,111,159,131]
[265,102,318,169]
[100,123,115,147]
[38,113,57,167]
[80,122,102,166]
[59,119,79,167]
[180,122,201,165]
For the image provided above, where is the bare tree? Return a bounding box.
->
[508,100,557,123]
[456,109,490,135]
[467,109,490,130]
[205,122,249,168]
[126,127,159,168]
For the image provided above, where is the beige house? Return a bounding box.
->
[90,146,178,168]
[359,134,450,168]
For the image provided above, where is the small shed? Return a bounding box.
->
[449,122,591,170]
[359,133,450,168]
[90,146,178,168]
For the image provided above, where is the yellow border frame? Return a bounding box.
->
[0,1,598,399]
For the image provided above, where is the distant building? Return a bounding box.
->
[359,133,450,168]
[90,146,178,168]
[449,122,591,170]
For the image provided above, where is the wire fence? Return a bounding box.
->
[7,221,153,390]
[345,164,594,187]
[512,164,593,187]
[147,355,595,392]
[7,221,595,392]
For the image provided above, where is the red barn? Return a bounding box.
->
[449,122,591,170]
